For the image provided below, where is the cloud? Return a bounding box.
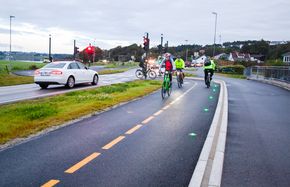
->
[0,0,289,53]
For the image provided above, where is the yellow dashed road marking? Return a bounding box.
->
[162,105,170,110]
[41,180,60,187]
[102,136,125,150]
[65,152,101,174]
[153,110,163,116]
[141,116,154,124]
[125,125,142,135]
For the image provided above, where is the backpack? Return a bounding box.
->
[204,59,211,66]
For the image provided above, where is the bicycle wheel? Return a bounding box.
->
[161,84,166,99]
[206,77,210,88]
[135,69,144,79]
[177,75,182,88]
[148,70,157,79]
[167,84,172,96]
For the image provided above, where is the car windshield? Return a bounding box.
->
[43,63,66,69]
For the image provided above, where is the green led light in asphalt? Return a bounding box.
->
[214,84,218,88]
[213,89,216,92]
[209,96,213,100]
[204,108,209,112]
[189,133,197,137]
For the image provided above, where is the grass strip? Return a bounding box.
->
[0,73,34,86]
[98,69,129,75]
[0,60,44,71]
[216,73,246,79]
[0,80,161,144]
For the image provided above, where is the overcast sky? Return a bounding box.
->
[0,0,289,54]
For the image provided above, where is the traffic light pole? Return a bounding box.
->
[73,40,76,60]
[144,33,149,79]
[49,34,52,62]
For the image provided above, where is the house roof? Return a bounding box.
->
[282,52,290,56]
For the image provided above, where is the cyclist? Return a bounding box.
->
[160,53,175,87]
[203,57,216,85]
[174,55,185,83]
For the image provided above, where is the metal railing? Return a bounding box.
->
[246,66,290,83]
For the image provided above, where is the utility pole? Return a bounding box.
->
[212,12,218,57]
[73,40,76,60]
[185,39,188,61]
[49,34,52,62]
[9,15,15,61]
[164,41,168,53]
[160,33,163,55]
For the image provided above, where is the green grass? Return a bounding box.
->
[98,68,129,75]
[92,61,138,68]
[0,80,162,144]
[217,73,246,79]
[0,60,45,72]
[0,60,44,86]
[0,73,34,86]
[184,72,197,77]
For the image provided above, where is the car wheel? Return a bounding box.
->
[39,84,48,89]
[92,74,99,85]
[66,76,75,88]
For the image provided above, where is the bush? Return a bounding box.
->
[265,59,285,66]
[29,65,38,70]
[219,65,245,74]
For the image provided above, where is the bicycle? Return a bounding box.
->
[135,67,157,79]
[176,69,183,88]
[161,71,172,99]
[205,70,211,88]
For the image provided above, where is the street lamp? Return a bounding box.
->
[160,33,163,55]
[49,34,52,62]
[185,39,188,61]
[9,15,15,61]
[212,12,217,57]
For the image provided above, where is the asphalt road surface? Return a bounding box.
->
[221,78,290,187]
[0,69,138,105]
[195,67,290,187]
[0,79,220,186]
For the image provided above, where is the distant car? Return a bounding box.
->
[34,61,99,89]
[185,61,192,67]
[195,62,204,67]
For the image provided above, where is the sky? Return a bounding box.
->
[0,0,289,54]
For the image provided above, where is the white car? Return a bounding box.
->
[34,61,99,89]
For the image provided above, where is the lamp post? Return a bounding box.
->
[9,15,15,61]
[160,33,163,55]
[49,34,52,62]
[212,12,217,57]
[185,39,188,61]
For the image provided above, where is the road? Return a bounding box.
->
[195,67,290,186]
[0,69,138,105]
[0,79,219,186]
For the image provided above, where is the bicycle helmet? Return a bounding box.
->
[164,53,171,58]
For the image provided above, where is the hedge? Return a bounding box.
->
[218,65,245,74]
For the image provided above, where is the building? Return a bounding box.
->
[228,51,251,62]
[282,52,290,63]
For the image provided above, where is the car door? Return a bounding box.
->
[67,62,80,83]
[77,62,91,82]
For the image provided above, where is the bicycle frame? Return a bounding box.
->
[163,71,170,90]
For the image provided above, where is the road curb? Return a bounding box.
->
[188,79,228,187]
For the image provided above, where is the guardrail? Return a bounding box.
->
[246,66,290,83]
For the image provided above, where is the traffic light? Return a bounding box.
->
[143,37,149,51]
[85,45,94,55]
[74,46,79,54]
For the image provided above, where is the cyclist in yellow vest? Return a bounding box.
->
[174,55,185,82]
[203,57,216,85]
